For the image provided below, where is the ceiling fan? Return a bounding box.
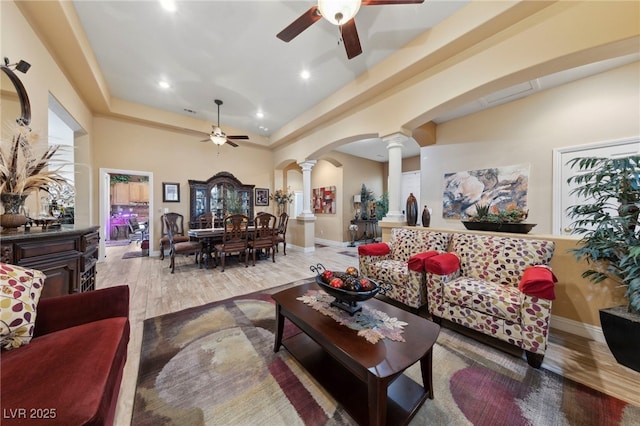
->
[200,99,249,147]
[276,0,424,60]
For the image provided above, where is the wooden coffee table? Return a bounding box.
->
[272,281,440,426]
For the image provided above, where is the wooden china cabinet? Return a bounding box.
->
[188,172,254,228]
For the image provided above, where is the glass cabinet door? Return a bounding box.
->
[194,188,207,218]
[238,190,250,216]
[210,184,225,220]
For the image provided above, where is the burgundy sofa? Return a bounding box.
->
[1,285,130,425]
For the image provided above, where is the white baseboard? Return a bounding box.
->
[286,243,315,253]
[550,314,605,344]
[314,237,344,248]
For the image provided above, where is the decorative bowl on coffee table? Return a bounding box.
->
[310,263,383,315]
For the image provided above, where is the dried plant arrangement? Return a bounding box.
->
[0,125,69,197]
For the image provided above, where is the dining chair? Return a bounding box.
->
[128,217,148,245]
[196,212,214,229]
[214,214,249,272]
[163,215,202,274]
[248,212,277,266]
[159,213,190,260]
[275,212,289,255]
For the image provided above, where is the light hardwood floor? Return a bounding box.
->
[98,243,640,426]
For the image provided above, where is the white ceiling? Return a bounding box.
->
[70,1,638,163]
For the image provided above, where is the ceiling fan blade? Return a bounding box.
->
[277,6,322,42]
[362,0,424,5]
[227,135,249,140]
[226,139,239,148]
[340,19,362,60]
[200,138,210,142]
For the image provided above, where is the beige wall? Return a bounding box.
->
[92,116,275,245]
[422,61,640,234]
[272,1,639,166]
[310,153,384,243]
[2,1,94,224]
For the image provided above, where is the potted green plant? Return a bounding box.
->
[462,203,535,234]
[360,184,374,220]
[566,155,640,372]
[375,192,388,221]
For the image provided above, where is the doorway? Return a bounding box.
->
[99,168,154,262]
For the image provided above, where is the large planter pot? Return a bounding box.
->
[600,306,640,372]
[0,193,28,232]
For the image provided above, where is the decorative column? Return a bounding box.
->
[382,134,405,223]
[298,160,316,217]
[297,160,317,252]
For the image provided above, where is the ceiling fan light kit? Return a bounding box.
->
[277,0,424,60]
[210,133,227,146]
[200,99,248,149]
[318,0,361,25]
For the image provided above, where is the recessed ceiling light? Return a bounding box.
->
[159,0,176,12]
[256,111,264,119]
[300,70,310,80]
[158,80,170,89]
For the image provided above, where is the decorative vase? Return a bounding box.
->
[406,193,418,226]
[422,205,431,227]
[1,193,28,232]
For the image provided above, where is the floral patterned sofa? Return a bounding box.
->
[358,228,452,310]
[425,233,556,368]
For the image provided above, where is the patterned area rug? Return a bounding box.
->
[105,240,131,247]
[132,280,640,425]
[122,251,147,259]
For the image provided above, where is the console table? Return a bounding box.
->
[0,225,100,298]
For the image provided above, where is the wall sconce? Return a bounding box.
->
[1,57,32,126]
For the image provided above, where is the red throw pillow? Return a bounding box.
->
[358,243,390,256]
[425,253,460,275]
[408,251,439,272]
[519,265,557,300]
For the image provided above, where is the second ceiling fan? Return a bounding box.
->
[277,0,424,60]
[201,99,248,147]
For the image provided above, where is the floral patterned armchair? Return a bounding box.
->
[425,233,556,368]
[358,228,452,310]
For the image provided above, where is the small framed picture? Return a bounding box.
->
[255,188,269,206]
[163,182,180,203]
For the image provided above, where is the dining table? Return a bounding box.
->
[188,226,256,269]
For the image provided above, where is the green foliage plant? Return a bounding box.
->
[376,192,389,220]
[566,155,640,314]
[110,174,130,185]
[360,184,374,219]
[468,203,528,223]
[225,188,242,214]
